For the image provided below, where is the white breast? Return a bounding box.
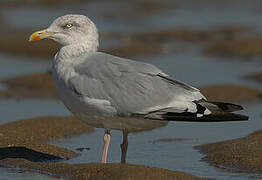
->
[52,55,116,128]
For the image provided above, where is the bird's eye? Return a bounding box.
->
[65,23,73,28]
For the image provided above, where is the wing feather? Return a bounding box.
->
[71,52,205,116]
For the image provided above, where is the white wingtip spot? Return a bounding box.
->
[204,108,211,115]
[197,113,203,118]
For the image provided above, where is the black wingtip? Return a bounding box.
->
[159,112,249,122]
[208,101,244,112]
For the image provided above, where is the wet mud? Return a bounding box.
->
[0,116,94,160]
[196,130,262,174]
[200,84,262,103]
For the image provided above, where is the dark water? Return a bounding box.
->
[0,0,262,179]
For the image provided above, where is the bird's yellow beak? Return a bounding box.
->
[29,29,53,42]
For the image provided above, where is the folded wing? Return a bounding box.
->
[69,52,206,117]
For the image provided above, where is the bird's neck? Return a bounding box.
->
[57,40,99,62]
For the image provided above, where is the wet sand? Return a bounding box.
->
[200,84,262,103]
[196,130,262,174]
[108,25,249,43]
[203,38,262,58]
[0,72,57,99]
[103,42,174,58]
[0,159,208,180]
[244,72,262,84]
[0,116,93,159]
[0,30,60,59]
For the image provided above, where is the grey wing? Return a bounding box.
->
[70,52,206,117]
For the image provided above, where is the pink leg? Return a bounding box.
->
[101,130,111,163]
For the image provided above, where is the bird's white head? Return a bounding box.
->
[29,14,99,48]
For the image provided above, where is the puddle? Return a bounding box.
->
[0,53,50,80]
[0,99,70,125]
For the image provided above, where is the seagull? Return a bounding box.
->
[29,14,248,164]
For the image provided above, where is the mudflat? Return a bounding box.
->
[0,116,94,159]
[196,130,262,173]
[1,159,208,180]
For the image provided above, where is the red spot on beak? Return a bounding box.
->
[33,36,41,41]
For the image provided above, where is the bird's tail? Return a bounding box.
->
[142,100,249,122]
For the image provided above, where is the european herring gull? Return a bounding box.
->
[29,14,248,163]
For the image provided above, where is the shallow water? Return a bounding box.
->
[141,51,262,88]
[0,98,70,125]
[0,54,50,80]
[0,0,262,179]
[152,8,262,31]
